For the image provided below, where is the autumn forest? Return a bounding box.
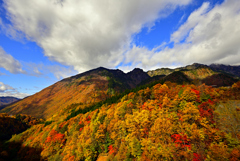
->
[0,64,240,161]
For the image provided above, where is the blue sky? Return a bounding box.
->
[0,0,239,98]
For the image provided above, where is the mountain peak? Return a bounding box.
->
[209,64,240,78]
[126,68,150,86]
[128,68,144,74]
[184,63,208,70]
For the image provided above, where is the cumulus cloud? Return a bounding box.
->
[0,47,25,74]
[46,65,77,80]
[0,82,14,92]
[120,0,240,70]
[170,2,210,43]
[1,0,191,73]
[0,82,29,98]
[24,62,77,80]
[0,46,74,79]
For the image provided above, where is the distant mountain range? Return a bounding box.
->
[147,63,239,86]
[1,63,239,119]
[148,63,240,78]
[0,97,20,110]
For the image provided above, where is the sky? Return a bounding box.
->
[0,0,240,98]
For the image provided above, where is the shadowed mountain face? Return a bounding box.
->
[209,64,240,78]
[0,97,20,106]
[202,73,238,87]
[126,68,150,87]
[163,71,191,84]
[0,67,150,119]
[0,140,43,161]
[0,97,20,111]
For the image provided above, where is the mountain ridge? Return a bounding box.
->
[147,63,240,78]
[0,67,150,119]
[1,63,239,119]
[0,63,240,161]
[0,97,20,110]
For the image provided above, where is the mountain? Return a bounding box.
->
[0,63,240,160]
[209,64,240,78]
[0,97,20,110]
[0,97,20,106]
[0,67,149,119]
[148,63,240,79]
[202,73,238,87]
[1,63,239,120]
[0,113,43,140]
[148,63,215,79]
[147,68,174,77]
[147,63,239,86]
[163,71,192,84]
[1,80,239,160]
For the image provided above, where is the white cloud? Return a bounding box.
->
[0,47,25,74]
[24,62,77,80]
[0,82,29,98]
[46,65,77,80]
[0,82,14,92]
[170,2,210,43]
[1,0,192,73]
[120,0,240,70]
[0,46,74,79]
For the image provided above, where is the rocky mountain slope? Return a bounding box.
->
[147,63,215,78]
[0,67,149,119]
[147,63,239,86]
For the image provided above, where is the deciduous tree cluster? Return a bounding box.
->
[2,81,240,160]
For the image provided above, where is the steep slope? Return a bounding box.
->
[1,67,149,119]
[126,68,150,87]
[163,71,192,84]
[181,66,215,79]
[3,81,240,161]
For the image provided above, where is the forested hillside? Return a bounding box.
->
[0,67,149,119]
[2,63,239,120]
[1,80,240,160]
[0,64,240,161]
[0,113,43,141]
